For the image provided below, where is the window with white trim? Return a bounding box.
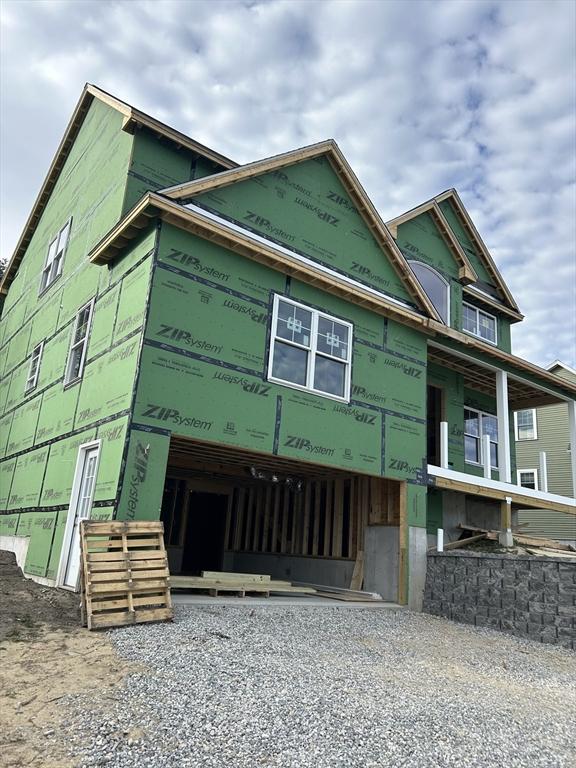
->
[408,261,450,325]
[462,301,497,344]
[517,469,538,490]
[464,407,499,468]
[268,295,352,401]
[514,409,538,441]
[64,300,94,385]
[25,341,44,394]
[40,218,71,293]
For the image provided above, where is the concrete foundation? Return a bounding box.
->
[441,491,518,542]
[364,525,398,601]
[0,535,30,572]
[408,525,428,611]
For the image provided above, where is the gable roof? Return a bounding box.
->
[0,84,236,298]
[85,190,576,406]
[88,191,433,330]
[386,199,478,285]
[434,189,521,314]
[547,360,576,381]
[388,190,523,322]
[160,140,443,321]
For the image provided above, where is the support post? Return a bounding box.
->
[440,421,449,468]
[496,370,511,483]
[498,496,513,547]
[437,528,444,552]
[482,434,491,479]
[568,400,576,498]
[538,451,548,493]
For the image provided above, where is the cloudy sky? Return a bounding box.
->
[1,0,575,368]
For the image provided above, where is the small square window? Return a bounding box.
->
[517,469,538,490]
[268,295,353,402]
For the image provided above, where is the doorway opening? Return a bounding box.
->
[182,491,228,574]
[427,385,443,466]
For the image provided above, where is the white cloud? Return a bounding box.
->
[1,0,574,367]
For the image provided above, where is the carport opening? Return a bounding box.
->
[160,437,402,600]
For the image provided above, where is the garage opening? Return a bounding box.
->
[160,436,403,600]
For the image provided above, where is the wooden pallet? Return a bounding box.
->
[80,520,173,630]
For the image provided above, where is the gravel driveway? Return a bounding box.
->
[65,604,576,768]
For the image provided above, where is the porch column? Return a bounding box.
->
[569,399,576,497]
[496,370,512,483]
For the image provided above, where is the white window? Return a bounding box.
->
[462,301,497,344]
[64,300,94,386]
[25,341,44,394]
[408,261,450,325]
[268,295,352,401]
[464,407,499,468]
[40,218,71,293]
[517,469,538,490]
[514,409,538,441]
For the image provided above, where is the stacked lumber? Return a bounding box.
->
[292,582,384,602]
[80,520,173,630]
[170,571,317,598]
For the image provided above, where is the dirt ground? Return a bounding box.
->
[0,551,139,768]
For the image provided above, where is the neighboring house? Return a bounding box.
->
[0,85,575,610]
[515,361,576,542]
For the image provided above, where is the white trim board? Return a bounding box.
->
[427,464,575,509]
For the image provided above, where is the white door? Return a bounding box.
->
[62,446,100,589]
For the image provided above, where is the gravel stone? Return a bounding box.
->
[63,605,576,767]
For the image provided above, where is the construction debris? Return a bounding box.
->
[438,524,576,558]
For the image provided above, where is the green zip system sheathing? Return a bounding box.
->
[123,222,429,531]
[427,360,517,481]
[188,156,418,309]
[0,216,156,579]
[122,128,226,214]
[395,212,511,352]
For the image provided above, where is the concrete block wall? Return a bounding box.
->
[423,551,575,649]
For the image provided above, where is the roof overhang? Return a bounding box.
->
[428,340,576,409]
[434,189,521,314]
[158,139,444,322]
[87,192,576,405]
[88,192,432,331]
[0,84,236,298]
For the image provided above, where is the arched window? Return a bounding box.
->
[408,261,450,325]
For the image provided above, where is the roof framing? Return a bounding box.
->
[434,189,520,313]
[160,140,443,322]
[86,191,576,405]
[0,83,236,298]
[89,192,431,331]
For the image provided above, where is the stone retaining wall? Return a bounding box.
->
[423,551,575,649]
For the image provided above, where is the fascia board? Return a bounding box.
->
[435,189,520,313]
